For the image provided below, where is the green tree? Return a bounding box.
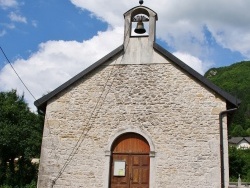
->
[229,147,246,181]
[231,124,246,137]
[0,90,44,187]
[229,147,250,182]
[246,128,250,136]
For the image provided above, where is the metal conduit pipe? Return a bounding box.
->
[219,108,238,188]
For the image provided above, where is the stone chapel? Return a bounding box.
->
[35,4,240,188]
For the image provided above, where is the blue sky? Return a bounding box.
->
[0,0,107,68]
[0,0,249,110]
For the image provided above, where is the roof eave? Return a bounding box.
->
[123,5,158,20]
[34,45,124,112]
[153,42,241,108]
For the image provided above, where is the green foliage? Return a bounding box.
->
[0,185,12,188]
[205,61,250,136]
[0,90,44,187]
[229,147,246,181]
[246,128,250,136]
[0,180,36,188]
[231,124,246,137]
[229,147,250,182]
[23,181,36,188]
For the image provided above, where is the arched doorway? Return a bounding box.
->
[109,133,150,188]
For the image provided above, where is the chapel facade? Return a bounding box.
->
[35,5,239,188]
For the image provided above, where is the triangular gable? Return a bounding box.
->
[34,43,240,112]
[245,137,250,143]
[228,137,244,144]
[242,137,250,144]
[228,137,250,145]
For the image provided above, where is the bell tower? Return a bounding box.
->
[121,2,158,64]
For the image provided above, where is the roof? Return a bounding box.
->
[34,42,241,112]
[229,137,250,144]
[123,6,158,20]
[153,43,241,108]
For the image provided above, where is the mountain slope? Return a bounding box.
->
[205,61,250,136]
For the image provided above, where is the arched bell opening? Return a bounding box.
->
[130,9,150,37]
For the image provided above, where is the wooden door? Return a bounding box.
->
[110,133,150,188]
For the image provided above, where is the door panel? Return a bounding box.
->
[110,154,130,187]
[130,155,149,188]
[111,154,149,188]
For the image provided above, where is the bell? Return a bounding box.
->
[134,21,146,34]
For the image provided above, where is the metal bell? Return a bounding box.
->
[134,21,146,34]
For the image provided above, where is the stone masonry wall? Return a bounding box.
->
[37,55,227,188]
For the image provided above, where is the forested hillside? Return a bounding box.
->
[205,61,250,137]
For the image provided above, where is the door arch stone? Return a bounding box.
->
[103,129,156,188]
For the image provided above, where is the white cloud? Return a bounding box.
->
[70,0,250,58]
[0,27,123,111]
[9,12,27,23]
[173,52,213,75]
[4,23,15,29]
[0,29,6,37]
[0,0,18,9]
[0,23,15,37]
[208,25,250,58]
[31,20,38,28]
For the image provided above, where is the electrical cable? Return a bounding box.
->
[1,27,133,186]
[0,46,62,186]
[0,46,70,187]
[51,24,132,186]
[52,56,121,185]
[0,47,37,101]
